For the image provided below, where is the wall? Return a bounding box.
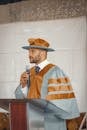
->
[0,16,86,112]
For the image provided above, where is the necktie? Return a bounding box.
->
[35,66,40,74]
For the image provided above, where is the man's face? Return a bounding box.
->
[29,48,42,64]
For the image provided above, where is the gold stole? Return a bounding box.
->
[27,64,55,99]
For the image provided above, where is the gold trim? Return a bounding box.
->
[46,92,75,100]
[48,85,73,92]
[48,77,70,84]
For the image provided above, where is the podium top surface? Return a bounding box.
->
[0,99,69,116]
[0,99,31,111]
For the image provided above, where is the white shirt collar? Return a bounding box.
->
[36,59,49,71]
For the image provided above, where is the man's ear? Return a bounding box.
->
[40,50,46,56]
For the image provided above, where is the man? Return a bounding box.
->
[15,38,79,130]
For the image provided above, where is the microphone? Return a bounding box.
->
[25,65,30,88]
[26,65,30,74]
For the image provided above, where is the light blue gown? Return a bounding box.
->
[15,65,80,130]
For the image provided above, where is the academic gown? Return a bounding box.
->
[15,64,80,130]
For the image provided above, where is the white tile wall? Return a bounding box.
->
[48,50,73,77]
[0,16,87,113]
[0,53,15,81]
[0,82,17,98]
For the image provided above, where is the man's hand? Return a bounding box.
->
[20,72,29,88]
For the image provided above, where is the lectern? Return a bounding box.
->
[0,99,69,130]
[0,99,29,130]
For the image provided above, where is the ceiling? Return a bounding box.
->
[0,0,25,5]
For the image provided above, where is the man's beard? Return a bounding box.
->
[29,56,41,64]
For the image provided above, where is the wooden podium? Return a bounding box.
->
[0,99,69,130]
[0,99,29,130]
